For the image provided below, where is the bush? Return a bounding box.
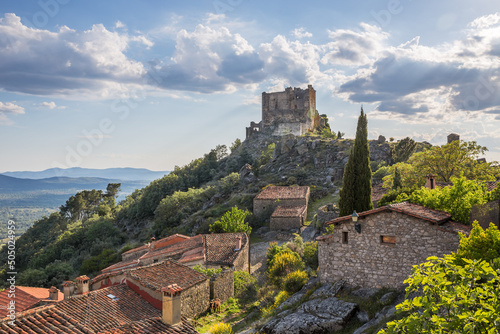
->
[266,242,289,267]
[208,322,233,334]
[234,271,258,302]
[209,206,252,234]
[283,270,308,294]
[268,251,305,286]
[273,290,291,308]
[193,264,223,277]
[456,221,500,264]
[303,241,318,269]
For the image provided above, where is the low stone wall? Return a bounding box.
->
[210,269,234,303]
[270,216,302,230]
[316,204,338,224]
[233,239,250,272]
[318,211,460,288]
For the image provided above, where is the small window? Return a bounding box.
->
[342,232,348,244]
[153,259,159,263]
[380,235,396,244]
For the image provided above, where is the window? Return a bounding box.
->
[342,232,348,244]
[153,259,159,263]
[380,235,396,244]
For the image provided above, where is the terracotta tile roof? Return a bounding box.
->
[100,317,198,333]
[178,246,205,264]
[204,233,248,266]
[327,202,451,226]
[101,258,140,274]
[0,286,199,333]
[0,286,64,318]
[126,260,208,292]
[255,186,309,200]
[271,205,307,218]
[140,235,204,260]
[438,221,472,234]
[122,234,190,256]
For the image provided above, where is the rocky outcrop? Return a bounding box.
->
[260,281,357,334]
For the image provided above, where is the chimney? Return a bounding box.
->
[447,133,460,144]
[76,275,90,295]
[62,281,75,300]
[150,237,156,250]
[49,286,59,300]
[425,174,435,190]
[161,284,182,326]
[235,236,242,251]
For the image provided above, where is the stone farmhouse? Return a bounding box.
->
[317,202,470,288]
[254,185,310,230]
[0,286,63,318]
[0,277,199,333]
[100,232,250,274]
[246,85,320,138]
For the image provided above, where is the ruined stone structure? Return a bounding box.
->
[209,269,234,304]
[254,186,310,230]
[447,133,460,143]
[246,85,320,138]
[317,202,469,288]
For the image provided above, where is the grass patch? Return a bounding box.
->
[195,298,242,333]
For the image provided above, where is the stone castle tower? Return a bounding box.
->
[246,85,320,138]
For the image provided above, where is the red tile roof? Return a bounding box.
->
[255,186,309,200]
[0,286,64,318]
[140,235,204,260]
[126,261,208,292]
[204,233,248,266]
[327,202,452,225]
[271,205,307,218]
[101,258,141,274]
[0,283,198,333]
[122,234,190,256]
[178,246,204,264]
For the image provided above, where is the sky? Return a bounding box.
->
[1,0,500,172]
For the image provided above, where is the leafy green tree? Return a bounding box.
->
[456,221,500,264]
[380,255,500,333]
[209,206,252,234]
[407,177,487,224]
[339,107,373,216]
[337,131,345,139]
[230,138,242,153]
[392,137,417,163]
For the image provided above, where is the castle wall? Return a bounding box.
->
[261,85,318,135]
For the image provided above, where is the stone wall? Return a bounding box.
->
[210,269,234,303]
[270,216,302,231]
[261,85,319,135]
[233,238,250,272]
[181,280,210,318]
[254,198,307,220]
[318,211,460,288]
[316,204,338,225]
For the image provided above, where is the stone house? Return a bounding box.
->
[100,232,249,274]
[317,202,470,288]
[246,85,320,138]
[254,185,310,230]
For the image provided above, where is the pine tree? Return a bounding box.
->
[339,107,373,216]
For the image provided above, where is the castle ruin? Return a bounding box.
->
[246,85,320,138]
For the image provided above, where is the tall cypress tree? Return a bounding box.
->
[339,107,373,216]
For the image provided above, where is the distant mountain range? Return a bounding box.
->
[1,167,169,181]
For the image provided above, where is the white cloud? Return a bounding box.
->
[0,13,148,98]
[115,20,125,29]
[39,101,57,109]
[0,101,24,125]
[292,28,312,39]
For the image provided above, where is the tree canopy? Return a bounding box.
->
[339,107,373,216]
[209,206,252,234]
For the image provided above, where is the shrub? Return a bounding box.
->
[266,242,288,267]
[283,270,308,294]
[209,206,252,234]
[268,251,305,286]
[208,322,233,334]
[456,221,500,264]
[273,290,291,308]
[234,271,258,302]
[193,264,223,277]
[303,241,318,269]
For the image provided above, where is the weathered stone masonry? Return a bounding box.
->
[318,209,463,288]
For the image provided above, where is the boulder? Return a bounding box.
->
[351,287,379,299]
[261,297,357,334]
[310,281,344,299]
